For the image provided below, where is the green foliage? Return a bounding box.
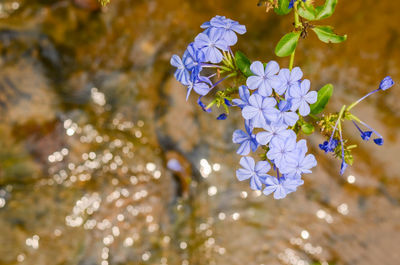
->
[275,32,301,57]
[274,0,292,15]
[298,0,338,21]
[235,51,253,77]
[312,26,347,43]
[315,0,338,20]
[301,123,315,135]
[310,84,334,115]
[297,3,318,20]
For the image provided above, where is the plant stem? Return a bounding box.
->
[289,50,295,71]
[337,105,346,133]
[289,2,301,71]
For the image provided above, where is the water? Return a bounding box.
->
[0,0,399,264]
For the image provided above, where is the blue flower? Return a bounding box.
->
[338,125,347,175]
[357,120,384,146]
[319,139,338,153]
[287,79,317,116]
[273,100,299,127]
[186,75,212,100]
[200,16,246,46]
[183,42,205,74]
[236,157,271,191]
[242,94,279,128]
[263,176,302,199]
[232,121,259,155]
[217,113,227,120]
[170,54,190,85]
[279,174,304,194]
[232,85,251,109]
[246,61,281,97]
[276,67,303,95]
[267,130,297,169]
[379,76,394,91]
[374,138,384,145]
[197,96,211,112]
[340,160,348,175]
[282,139,317,175]
[208,16,246,46]
[352,121,372,141]
[256,123,292,145]
[194,28,229,63]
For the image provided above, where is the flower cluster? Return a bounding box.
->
[233,62,317,199]
[170,16,246,102]
[319,76,395,175]
[170,15,396,200]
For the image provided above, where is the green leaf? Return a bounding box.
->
[312,26,347,43]
[275,32,301,57]
[301,123,315,135]
[298,4,318,20]
[316,0,338,20]
[274,0,291,15]
[310,83,334,115]
[235,51,252,77]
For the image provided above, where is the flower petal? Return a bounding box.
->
[265,60,280,76]
[250,61,265,77]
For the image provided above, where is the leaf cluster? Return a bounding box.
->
[274,0,347,58]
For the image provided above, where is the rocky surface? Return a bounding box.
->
[0,0,399,264]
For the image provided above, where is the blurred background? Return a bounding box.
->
[0,0,399,264]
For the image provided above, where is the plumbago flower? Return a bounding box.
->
[287,79,317,116]
[236,157,270,190]
[171,14,395,200]
[201,15,246,46]
[171,15,246,104]
[246,61,280,96]
[275,67,303,95]
[232,121,259,155]
[242,94,279,128]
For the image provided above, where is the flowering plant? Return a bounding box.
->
[171,1,395,199]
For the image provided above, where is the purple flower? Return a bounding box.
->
[281,174,304,194]
[201,16,246,46]
[379,76,394,91]
[183,43,205,74]
[207,16,246,46]
[287,79,317,116]
[338,125,347,175]
[276,67,303,95]
[263,176,302,199]
[232,85,251,109]
[217,113,227,120]
[256,123,292,145]
[194,28,229,63]
[352,121,372,141]
[267,130,297,169]
[282,139,317,175]
[232,121,259,155]
[236,157,271,191]
[197,96,211,112]
[242,94,279,128]
[319,139,338,153]
[186,75,212,100]
[273,100,299,127]
[357,120,384,146]
[246,61,281,97]
[170,54,190,85]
